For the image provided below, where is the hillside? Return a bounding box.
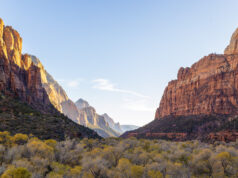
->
[0,18,100,140]
[0,93,100,140]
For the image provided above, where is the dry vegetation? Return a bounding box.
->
[0,132,238,178]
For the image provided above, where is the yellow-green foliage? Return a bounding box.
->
[27,139,54,158]
[131,165,144,178]
[44,139,57,150]
[11,134,28,145]
[1,167,31,178]
[0,131,238,178]
[148,170,163,178]
[0,131,11,146]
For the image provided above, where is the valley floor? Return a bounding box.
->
[0,132,238,178]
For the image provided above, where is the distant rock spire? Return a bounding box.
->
[224,28,238,55]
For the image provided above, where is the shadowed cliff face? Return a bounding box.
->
[155,27,238,120]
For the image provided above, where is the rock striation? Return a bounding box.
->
[0,18,100,139]
[75,99,120,137]
[0,20,52,112]
[0,18,81,122]
[155,28,238,119]
[122,27,238,142]
[102,113,123,134]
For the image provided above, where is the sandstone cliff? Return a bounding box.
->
[155,28,238,119]
[0,18,100,139]
[0,19,52,112]
[122,27,238,142]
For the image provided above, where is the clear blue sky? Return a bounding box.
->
[1,0,238,126]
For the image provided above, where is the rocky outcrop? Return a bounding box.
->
[75,98,90,109]
[155,34,238,119]
[102,113,123,134]
[0,18,81,122]
[224,28,238,55]
[0,20,53,112]
[0,18,100,139]
[123,27,238,142]
[75,99,120,137]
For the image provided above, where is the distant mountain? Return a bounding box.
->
[75,99,120,137]
[75,98,90,109]
[0,18,100,139]
[122,27,238,142]
[121,125,139,132]
[102,113,123,134]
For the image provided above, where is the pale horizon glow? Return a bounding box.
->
[1,0,238,126]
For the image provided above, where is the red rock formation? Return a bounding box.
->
[155,27,238,119]
[208,131,238,142]
[0,19,52,112]
[122,27,238,142]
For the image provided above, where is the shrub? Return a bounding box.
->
[1,167,31,178]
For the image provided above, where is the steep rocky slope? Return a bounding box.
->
[75,99,120,137]
[0,94,99,140]
[122,27,238,142]
[0,18,100,139]
[102,113,123,133]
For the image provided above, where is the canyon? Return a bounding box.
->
[0,18,130,138]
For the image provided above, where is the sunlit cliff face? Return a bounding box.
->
[155,27,238,119]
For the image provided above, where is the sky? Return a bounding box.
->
[1,0,238,126]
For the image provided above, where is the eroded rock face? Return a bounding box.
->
[155,27,238,119]
[0,18,81,122]
[75,99,120,137]
[224,28,238,55]
[122,27,238,142]
[0,19,52,112]
[155,53,238,119]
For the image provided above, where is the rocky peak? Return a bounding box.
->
[0,18,80,122]
[75,98,90,109]
[224,28,238,55]
[0,19,4,39]
[102,113,123,134]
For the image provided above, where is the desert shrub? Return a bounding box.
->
[0,133,238,177]
[11,134,28,145]
[27,139,54,160]
[0,131,11,146]
[147,170,163,178]
[131,165,144,178]
[1,167,31,178]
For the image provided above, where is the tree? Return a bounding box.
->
[102,146,123,167]
[131,165,144,178]
[148,170,163,178]
[68,166,82,178]
[0,131,11,146]
[117,158,132,178]
[1,167,31,178]
[216,151,233,176]
[27,139,54,160]
[11,134,28,145]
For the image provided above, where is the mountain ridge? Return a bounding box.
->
[0,18,100,139]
